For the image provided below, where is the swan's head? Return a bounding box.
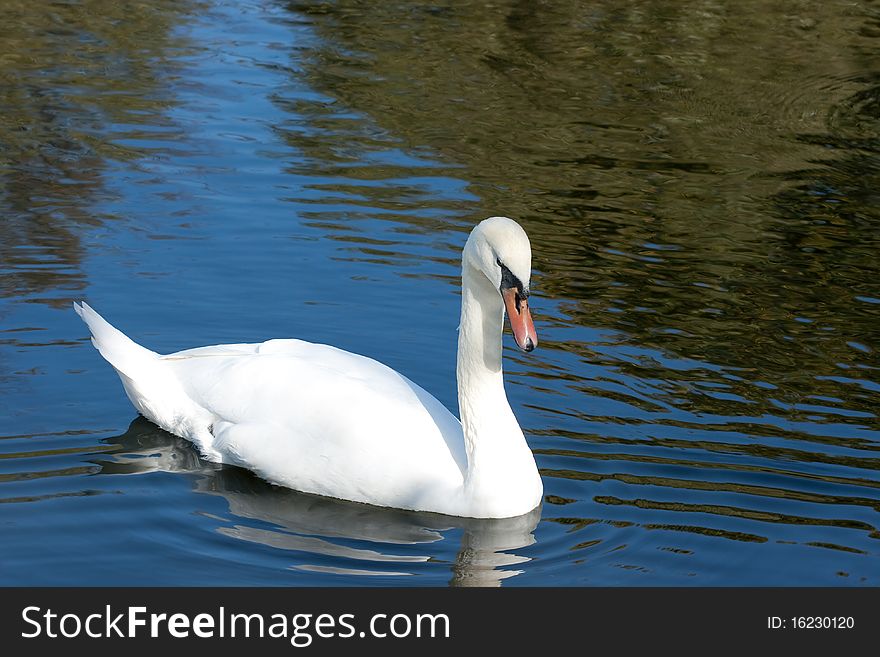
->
[464,216,538,352]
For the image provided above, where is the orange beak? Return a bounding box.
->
[502,287,538,352]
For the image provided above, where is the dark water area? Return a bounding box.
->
[1,0,878,585]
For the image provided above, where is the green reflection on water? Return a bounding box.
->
[286,0,880,391]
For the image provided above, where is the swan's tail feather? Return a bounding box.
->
[74,302,209,443]
[74,301,159,379]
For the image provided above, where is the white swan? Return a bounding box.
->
[75,216,543,518]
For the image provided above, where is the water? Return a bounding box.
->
[1,0,878,586]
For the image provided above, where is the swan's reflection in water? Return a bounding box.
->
[95,418,539,586]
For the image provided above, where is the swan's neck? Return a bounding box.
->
[456,265,539,507]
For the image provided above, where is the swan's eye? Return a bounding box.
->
[496,257,502,267]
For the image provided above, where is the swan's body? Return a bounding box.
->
[76,216,543,518]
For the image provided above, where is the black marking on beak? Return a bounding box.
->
[499,261,528,314]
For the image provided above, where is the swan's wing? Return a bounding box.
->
[163,339,449,423]
[161,339,467,490]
